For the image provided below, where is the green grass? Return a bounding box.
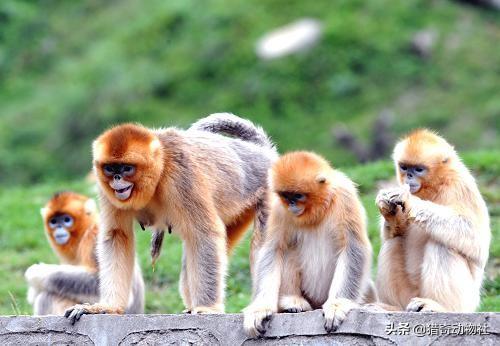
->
[1,150,498,315]
[0,0,499,184]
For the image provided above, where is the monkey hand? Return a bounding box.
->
[243,303,276,338]
[279,295,312,313]
[376,186,411,220]
[322,298,359,333]
[64,303,124,324]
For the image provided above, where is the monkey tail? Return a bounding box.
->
[190,113,275,149]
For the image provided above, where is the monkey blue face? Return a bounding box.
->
[48,214,74,245]
[398,163,427,193]
[102,163,136,200]
[278,191,307,216]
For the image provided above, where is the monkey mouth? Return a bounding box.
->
[408,184,420,194]
[109,180,134,200]
[288,205,304,216]
[53,228,70,245]
[114,184,134,200]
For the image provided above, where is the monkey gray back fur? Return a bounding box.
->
[189,113,275,149]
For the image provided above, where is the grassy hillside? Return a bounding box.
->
[0,0,499,184]
[1,150,498,315]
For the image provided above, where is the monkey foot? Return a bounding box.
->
[322,298,359,333]
[243,307,274,338]
[190,305,224,314]
[406,297,445,313]
[279,295,312,313]
[64,303,124,325]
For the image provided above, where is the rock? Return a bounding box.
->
[1,310,498,345]
[255,18,322,60]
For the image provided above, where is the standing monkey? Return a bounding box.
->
[65,113,277,323]
[375,129,491,312]
[25,191,144,315]
[244,152,375,338]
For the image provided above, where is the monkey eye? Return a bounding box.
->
[294,193,306,201]
[49,218,57,227]
[103,164,114,176]
[414,166,427,175]
[62,215,73,227]
[123,165,136,176]
[399,164,408,171]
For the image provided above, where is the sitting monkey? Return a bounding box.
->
[375,129,491,312]
[244,151,376,337]
[25,191,144,315]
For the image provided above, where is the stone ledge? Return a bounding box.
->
[1,310,498,345]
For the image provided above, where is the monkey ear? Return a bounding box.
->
[150,138,161,153]
[84,199,97,215]
[40,207,47,217]
[316,174,327,184]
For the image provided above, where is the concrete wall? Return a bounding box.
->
[1,310,498,345]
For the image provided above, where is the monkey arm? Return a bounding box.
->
[25,263,98,303]
[243,238,284,338]
[376,188,409,240]
[96,200,136,310]
[250,240,284,309]
[408,196,486,264]
[381,216,408,240]
[44,269,98,303]
[65,203,135,324]
[322,230,367,333]
[326,232,367,301]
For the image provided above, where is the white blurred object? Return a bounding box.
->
[410,29,437,59]
[256,18,322,60]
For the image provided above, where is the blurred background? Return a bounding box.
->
[0,0,498,315]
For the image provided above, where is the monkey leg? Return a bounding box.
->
[361,280,378,304]
[250,197,270,285]
[33,291,77,315]
[416,242,479,312]
[376,237,418,310]
[179,247,192,313]
[278,253,311,313]
[184,219,227,314]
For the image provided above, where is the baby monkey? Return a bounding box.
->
[244,151,375,338]
[25,191,144,315]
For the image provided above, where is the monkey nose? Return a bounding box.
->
[114,174,121,181]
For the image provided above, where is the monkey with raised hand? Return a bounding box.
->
[64,113,278,323]
[25,191,144,315]
[375,129,491,312]
[244,151,375,338]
